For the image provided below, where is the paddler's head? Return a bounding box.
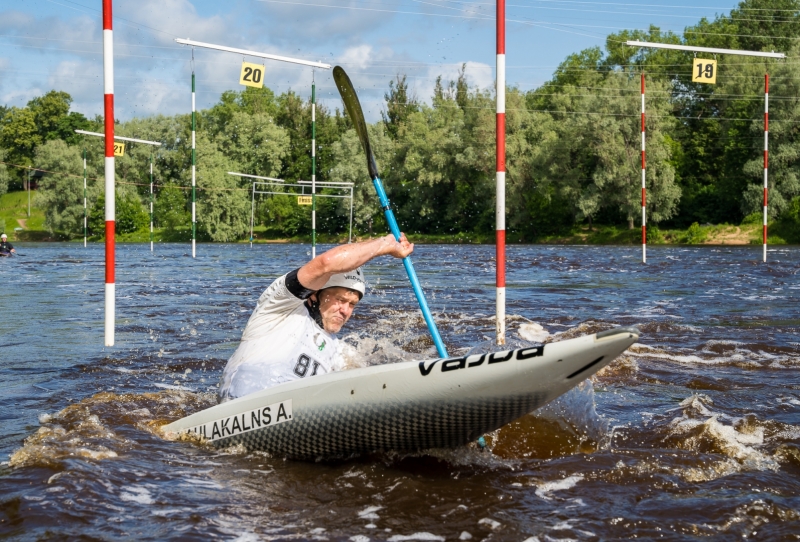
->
[0,234,6,240]
[308,267,366,334]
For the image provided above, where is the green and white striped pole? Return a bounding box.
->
[191,68,197,258]
[83,148,87,248]
[149,153,154,252]
[311,74,317,259]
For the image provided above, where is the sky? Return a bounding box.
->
[0,0,745,122]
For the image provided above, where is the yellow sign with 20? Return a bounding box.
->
[240,62,265,88]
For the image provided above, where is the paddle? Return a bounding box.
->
[333,66,449,359]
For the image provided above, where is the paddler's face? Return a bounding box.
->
[315,287,360,333]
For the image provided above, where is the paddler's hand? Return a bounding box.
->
[384,232,414,259]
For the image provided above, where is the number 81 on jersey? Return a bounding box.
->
[692,59,717,84]
[240,61,265,88]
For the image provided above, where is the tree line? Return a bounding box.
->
[1,0,799,242]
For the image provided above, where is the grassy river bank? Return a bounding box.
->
[2,190,797,246]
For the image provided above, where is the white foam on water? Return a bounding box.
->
[180,477,224,490]
[663,394,780,478]
[534,475,584,500]
[641,351,721,365]
[477,518,501,530]
[119,486,153,505]
[518,322,550,342]
[151,508,193,517]
[521,537,541,542]
[533,381,609,444]
[459,532,473,540]
[349,536,370,542]
[153,383,196,391]
[358,505,383,520]
[387,534,445,542]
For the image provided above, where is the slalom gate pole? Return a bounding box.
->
[83,148,87,248]
[496,0,506,346]
[250,183,255,247]
[192,66,197,258]
[312,74,317,258]
[372,177,448,358]
[102,0,115,347]
[150,153,154,252]
[349,186,353,243]
[764,74,769,263]
[642,73,647,264]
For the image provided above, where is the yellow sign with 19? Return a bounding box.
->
[692,59,717,84]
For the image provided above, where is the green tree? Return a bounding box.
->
[739,53,800,219]
[27,91,91,143]
[0,150,9,198]
[154,183,190,233]
[525,63,679,229]
[33,139,91,235]
[382,74,420,138]
[0,107,41,169]
[328,126,393,235]
[88,191,149,235]
[215,111,289,177]
[195,133,249,242]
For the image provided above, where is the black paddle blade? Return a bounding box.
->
[333,66,380,181]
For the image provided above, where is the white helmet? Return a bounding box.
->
[320,267,366,298]
[0,234,6,239]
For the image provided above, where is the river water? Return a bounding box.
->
[1,243,799,540]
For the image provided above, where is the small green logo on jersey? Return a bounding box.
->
[314,333,327,351]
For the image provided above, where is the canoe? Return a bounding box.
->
[163,326,639,459]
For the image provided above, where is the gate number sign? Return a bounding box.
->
[113,142,125,157]
[297,196,312,206]
[692,59,717,84]
[240,61,265,88]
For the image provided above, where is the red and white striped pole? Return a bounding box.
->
[763,73,769,263]
[641,73,647,264]
[102,0,115,346]
[496,0,506,346]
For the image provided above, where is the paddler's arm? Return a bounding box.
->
[297,233,414,290]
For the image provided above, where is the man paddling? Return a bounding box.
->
[218,233,414,402]
[0,234,15,255]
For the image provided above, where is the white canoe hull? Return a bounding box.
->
[164,327,639,459]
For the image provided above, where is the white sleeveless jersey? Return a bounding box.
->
[218,273,343,402]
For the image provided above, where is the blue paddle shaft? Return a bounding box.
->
[372,178,448,358]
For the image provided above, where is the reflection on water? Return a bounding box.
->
[1,243,799,539]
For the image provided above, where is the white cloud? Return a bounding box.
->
[250,0,392,48]
[339,45,373,70]
[0,86,45,108]
[115,0,232,46]
[0,1,498,122]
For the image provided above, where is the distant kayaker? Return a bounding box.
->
[0,234,15,255]
[217,233,414,402]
